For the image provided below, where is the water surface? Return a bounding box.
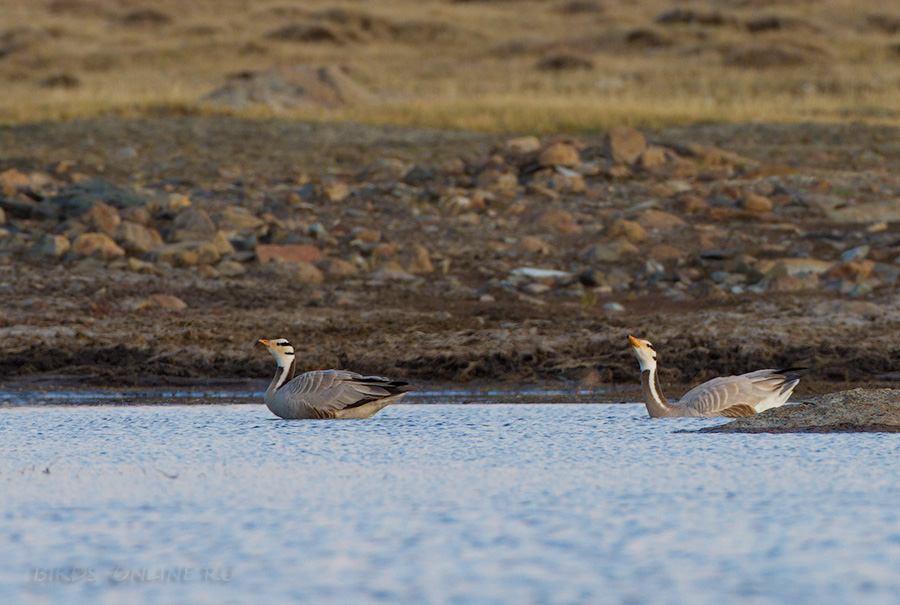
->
[1,397,899,604]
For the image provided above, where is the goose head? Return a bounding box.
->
[628,335,658,372]
[258,338,295,367]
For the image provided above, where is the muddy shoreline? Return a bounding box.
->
[1,117,899,395]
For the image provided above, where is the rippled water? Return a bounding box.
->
[2,396,900,604]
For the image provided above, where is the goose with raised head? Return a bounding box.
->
[628,335,799,418]
[258,338,411,419]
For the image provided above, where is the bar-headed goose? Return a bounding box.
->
[628,335,799,418]
[258,338,410,419]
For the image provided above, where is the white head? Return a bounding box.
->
[628,335,658,372]
[258,338,295,368]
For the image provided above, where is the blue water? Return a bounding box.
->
[1,401,899,604]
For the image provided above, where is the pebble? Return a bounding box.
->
[216,259,247,277]
[637,209,686,230]
[607,219,648,242]
[742,192,773,213]
[538,141,581,167]
[30,234,71,258]
[255,244,323,264]
[503,136,542,156]
[606,127,646,165]
[402,244,434,274]
[115,220,164,254]
[535,207,582,234]
[317,258,359,277]
[71,232,125,260]
[80,202,122,236]
[638,145,669,171]
[840,245,869,262]
[145,241,222,267]
[518,236,552,254]
[171,207,217,242]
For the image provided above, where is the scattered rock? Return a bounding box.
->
[841,245,870,262]
[323,181,352,203]
[145,241,222,267]
[30,234,70,258]
[741,192,773,213]
[216,207,265,231]
[216,259,247,277]
[637,209,686,230]
[171,207,216,242]
[401,244,434,274]
[648,244,684,261]
[83,202,121,236]
[503,136,542,156]
[71,232,125,260]
[755,258,834,277]
[167,194,192,212]
[256,244,323,264]
[638,145,670,171]
[538,141,581,167]
[826,259,875,281]
[606,127,646,165]
[371,261,416,281]
[698,389,900,433]
[673,194,708,213]
[518,236,552,254]
[317,257,359,277]
[535,207,582,234]
[49,178,147,217]
[148,294,187,310]
[607,218,648,242]
[0,168,30,195]
[581,239,639,263]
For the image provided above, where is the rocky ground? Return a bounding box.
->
[1,117,899,394]
[699,388,900,433]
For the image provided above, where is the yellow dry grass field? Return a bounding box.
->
[1,0,900,131]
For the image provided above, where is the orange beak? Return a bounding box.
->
[628,335,641,348]
[258,339,271,347]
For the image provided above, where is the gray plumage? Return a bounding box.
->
[267,369,409,420]
[259,338,409,419]
[662,369,799,418]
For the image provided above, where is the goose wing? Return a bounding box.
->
[279,370,408,414]
[678,370,797,417]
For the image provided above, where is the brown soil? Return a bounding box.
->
[1,117,899,396]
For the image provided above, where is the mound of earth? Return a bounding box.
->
[201,65,375,110]
[699,389,900,433]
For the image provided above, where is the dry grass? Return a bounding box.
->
[2,0,900,131]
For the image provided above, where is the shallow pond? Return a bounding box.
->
[1,392,899,604]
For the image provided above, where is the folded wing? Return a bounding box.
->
[679,369,799,417]
[281,370,410,415]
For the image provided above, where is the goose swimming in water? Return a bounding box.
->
[628,335,799,418]
[258,338,410,419]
